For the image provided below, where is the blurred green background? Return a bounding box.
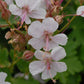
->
[0,0,84,84]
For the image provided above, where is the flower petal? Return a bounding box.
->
[48,40,58,50]
[76,6,84,17]
[34,50,45,60]
[52,33,68,45]
[35,50,51,60]
[5,0,13,5]
[28,38,45,50]
[15,0,26,8]
[39,0,46,9]
[28,0,41,11]
[51,46,66,61]
[9,4,22,16]
[25,15,31,24]
[28,21,44,38]
[3,82,11,84]
[42,17,59,33]
[0,72,7,82]
[41,68,57,79]
[29,8,46,19]
[29,61,45,75]
[52,62,67,72]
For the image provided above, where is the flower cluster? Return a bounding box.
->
[1,0,84,83]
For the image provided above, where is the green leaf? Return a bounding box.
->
[0,48,11,68]
[64,57,83,74]
[11,78,39,84]
[16,59,29,73]
[67,74,81,84]
[56,72,69,84]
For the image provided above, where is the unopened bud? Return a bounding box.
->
[5,31,11,40]
[1,9,11,21]
[22,51,34,61]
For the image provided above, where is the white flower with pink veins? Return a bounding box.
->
[76,6,84,17]
[28,17,68,50]
[9,0,46,24]
[29,46,67,79]
[0,72,11,84]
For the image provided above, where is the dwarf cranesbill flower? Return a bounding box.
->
[28,17,68,50]
[29,46,67,79]
[76,6,84,17]
[5,0,13,5]
[0,72,11,84]
[9,0,46,24]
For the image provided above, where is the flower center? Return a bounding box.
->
[43,31,52,51]
[81,11,84,15]
[44,31,52,41]
[22,6,29,13]
[44,57,52,70]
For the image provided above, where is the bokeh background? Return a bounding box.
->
[0,0,84,84]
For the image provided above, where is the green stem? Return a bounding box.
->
[6,20,11,26]
[6,20,15,28]
[63,0,71,10]
[58,16,76,33]
[0,24,9,28]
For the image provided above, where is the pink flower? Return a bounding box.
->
[29,46,67,79]
[0,72,11,84]
[28,17,68,50]
[76,6,84,17]
[9,0,46,24]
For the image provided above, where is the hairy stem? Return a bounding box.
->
[58,16,76,33]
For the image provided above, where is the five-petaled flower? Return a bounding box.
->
[0,72,11,84]
[28,17,68,50]
[29,46,67,79]
[9,0,46,24]
[76,6,84,17]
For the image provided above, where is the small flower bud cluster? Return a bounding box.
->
[5,29,28,51]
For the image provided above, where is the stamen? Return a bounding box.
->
[81,11,84,16]
[21,12,27,26]
[45,0,50,9]
[46,35,49,51]
[18,12,27,30]
[49,70,56,83]
[50,0,54,5]
[60,0,64,4]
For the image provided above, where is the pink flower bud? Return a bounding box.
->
[22,51,34,61]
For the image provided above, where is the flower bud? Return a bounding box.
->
[5,31,11,40]
[0,0,11,20]
[1,9,11,21]
[22,51,34,61]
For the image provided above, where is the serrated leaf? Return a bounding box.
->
[16,59,29,73]
[67,75,81,84]
[11,78,39,84]
[64,57,83,74]
[0,48,11,68]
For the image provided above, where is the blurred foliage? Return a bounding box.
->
[0,0,84,84]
